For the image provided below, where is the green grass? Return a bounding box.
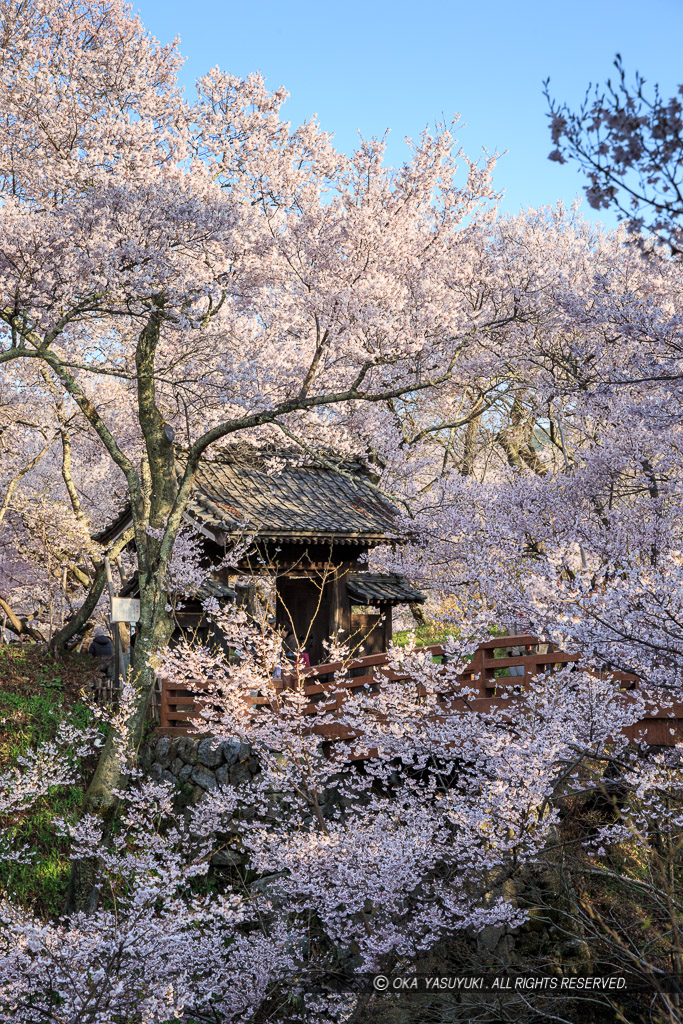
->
[1,785,86,917]
[392,623,461,647]
[393,621,510,649]
[0,644,102,917]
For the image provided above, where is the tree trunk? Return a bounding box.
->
[63,576,173,914]
[52,527,135,651]
[51,568,107,652]
[0,597,45,641]
[409,601,427,627]
[461,411,480,477]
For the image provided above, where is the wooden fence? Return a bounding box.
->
[156,635,683,747]
[91,667,162,723]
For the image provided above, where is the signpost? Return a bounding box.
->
[104,557,140,688]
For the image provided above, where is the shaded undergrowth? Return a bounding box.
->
[0,643,102,917]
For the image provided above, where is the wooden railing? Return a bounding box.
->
[157,635,683,746]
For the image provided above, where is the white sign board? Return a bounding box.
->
[110,597,140,623]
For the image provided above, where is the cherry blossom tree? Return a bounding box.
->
[0,0,519,863]
[545,56,683,253]
[383,201,683,683]
[371,210,683,1014]
[0,608,662,1023]
[0,363,127,642]
[2,4,683,1014]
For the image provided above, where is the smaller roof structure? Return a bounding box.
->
[346,572,426,606]
[198,578,238,601]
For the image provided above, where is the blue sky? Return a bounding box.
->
[137,0,683,229]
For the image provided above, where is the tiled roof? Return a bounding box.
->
[188,460,399,543]
[199,578,238,601]
[95,453,401,547]
[347,572,426,605]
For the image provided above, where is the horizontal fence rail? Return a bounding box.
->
[155,635,683,747]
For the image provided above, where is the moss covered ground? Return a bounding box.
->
[0,643,102,917]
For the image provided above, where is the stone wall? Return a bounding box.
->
[141,733,350,869]
[142,734,260,795]
[141,734,262,868]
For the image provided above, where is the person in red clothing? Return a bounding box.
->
[297,633,311,668]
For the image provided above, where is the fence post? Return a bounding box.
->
[469,647,486,695]
[158,674,168,730]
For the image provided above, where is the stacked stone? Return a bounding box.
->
[141,735,351,871]
[141,735,264,869]
[143,735,260,798]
